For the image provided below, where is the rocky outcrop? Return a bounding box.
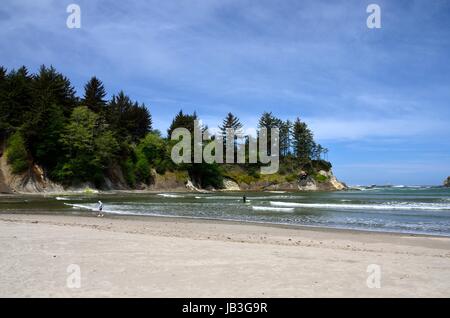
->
[0,152,64,193]
[185,179,210,192]
[233,169,346,192]
[0,138,64,193]
[223,178,240,191]
[295,170,347,191]
[444,177,450,187]
[147,170,189,191]
[103,163,129,190]
[0,158,11,193]
[1,137,346,193]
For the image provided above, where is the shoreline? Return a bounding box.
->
[2,209,449,239]
[0,188,342,196]
[1,212,450,297]
[2,212,449,247]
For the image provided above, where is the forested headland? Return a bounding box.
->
[0,65,342,192]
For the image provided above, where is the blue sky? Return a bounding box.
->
[1,0,450,185]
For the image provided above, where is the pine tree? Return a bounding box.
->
[219,112,243,136]
[279,120,292,158]
[0,67,33,135]
[106,91,152,143]
[167,110,199,136]
[258,111,281,156]
[218,112,243,160]
[0,66,6,80]
[292,117,314,162]
[82,77,107,113]
[23,65,77,166]
[128,102,152,142]
[258,111,279,130]
[31,65,77,117]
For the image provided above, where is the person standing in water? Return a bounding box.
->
[243,195,246,203]
[97,200,104,217]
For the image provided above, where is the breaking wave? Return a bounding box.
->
[252,206,295,213]
[270,201,450,211]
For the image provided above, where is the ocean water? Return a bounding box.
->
[1,186,450,236]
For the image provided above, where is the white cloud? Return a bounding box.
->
[306,116,448,141]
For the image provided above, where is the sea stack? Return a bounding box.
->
[444,176,450,187]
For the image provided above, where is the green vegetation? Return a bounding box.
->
[6,131,28,173]
[314,173,329,183]
[57,106,119,185]
[0,64,332,189]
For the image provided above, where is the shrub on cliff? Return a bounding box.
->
[6,131,28,173]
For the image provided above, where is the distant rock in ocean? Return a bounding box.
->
[444,176,450,187]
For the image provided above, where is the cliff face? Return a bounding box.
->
[1,141,346,194]
[0,158,11,194]
[223,167,347,192]
[444,177,450,187]
[0,145,64,194]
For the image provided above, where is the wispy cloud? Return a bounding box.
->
[1,0,450,184]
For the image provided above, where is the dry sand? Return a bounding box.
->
[0,213,449,297]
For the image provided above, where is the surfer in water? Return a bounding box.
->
[97,200,104,217]
[243,195,246,203]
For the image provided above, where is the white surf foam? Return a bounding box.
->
[270,201,450,211]
[65,203,127,214]
[196,196,242,200]
[195,195,295,200]
[64,203,98,211]
[252,206,294,212]
[157,193,184,198]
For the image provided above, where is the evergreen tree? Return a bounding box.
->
[219,112,243,136]
[128,102,152,142]
[0,67,33,135]
[82,77,107,113]
[167,110,221,188]
[0,66,6,81]
[22,65,77,167]
[258,111,279,130]
[219,112,243,161]
[106,91,151,143]
[292,117,314,162]
[311,144,321,160]
[31,103,66,170]
[167,110,198,136]
[258,111,281,156]
[279,120,292,158]
[31,65,77,117]
[106,91,132,140]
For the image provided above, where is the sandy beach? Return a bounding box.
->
[0,213,449,297]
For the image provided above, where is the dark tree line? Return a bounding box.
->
[0,65,152,186]
[1,65,330,189]
[254,111,327,162]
